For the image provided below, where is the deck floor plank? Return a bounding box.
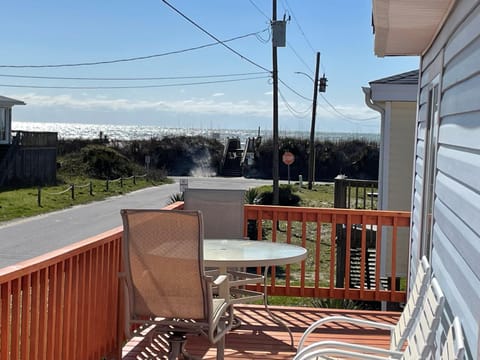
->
[122,304,400,360]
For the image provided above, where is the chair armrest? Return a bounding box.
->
[297,315,395,351]
[213,274,228,286]
[294,341,403,360]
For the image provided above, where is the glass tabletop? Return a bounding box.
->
[204,239,307,267]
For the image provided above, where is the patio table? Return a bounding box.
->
[204,239,307,346]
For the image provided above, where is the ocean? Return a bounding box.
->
[12,121,380,143]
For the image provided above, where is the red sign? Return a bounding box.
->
[282,151,295,165]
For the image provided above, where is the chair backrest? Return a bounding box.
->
[121,209,208,320]
[391,256,432,350]
[441,317,465,360]
[402,277,445,359]
[183,188,245,239]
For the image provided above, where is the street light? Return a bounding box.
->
[295,52,327,189]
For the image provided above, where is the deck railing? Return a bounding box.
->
[0,228,123,360]
[244,205,410,303]
[0,203,410,359]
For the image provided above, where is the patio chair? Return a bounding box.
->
[440,317,465,360]
[293,277,445,360]
[120,209,234,360]
[297,256,432,353]
[183,188,264,303]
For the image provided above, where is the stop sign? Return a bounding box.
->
[282,151,295,165]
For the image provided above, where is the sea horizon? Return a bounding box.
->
[12,120,380,143]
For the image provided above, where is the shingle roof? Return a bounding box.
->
[370,70,419,85]
[0,95,26,106]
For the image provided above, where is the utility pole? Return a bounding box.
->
[308,52,320,190]
[272,0,279,205]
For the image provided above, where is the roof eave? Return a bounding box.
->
[372,0,456,57]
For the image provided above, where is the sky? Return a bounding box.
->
[1,0,419,134]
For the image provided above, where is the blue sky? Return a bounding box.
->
[2,0,418,134]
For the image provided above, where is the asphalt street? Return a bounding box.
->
[0,177,275,268]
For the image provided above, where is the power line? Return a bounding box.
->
[278,87,312,119]
[0,71,269,81]
[161,0,271,73]
[282,0,317,54]
[0,75,270,90]
[248,0,270,20]
[0,30,268,68]
[320,94,379,121]
[287,42,314,74]
[278,78,312,102]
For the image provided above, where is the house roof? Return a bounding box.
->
[370,70,419,85]
[372,0,455,56]
[368,70,419,102]
[0,95,26,107]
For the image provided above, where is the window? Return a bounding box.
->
[0,108,6,143]
[420,82,440,260]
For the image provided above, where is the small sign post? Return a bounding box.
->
[282,151,295,184]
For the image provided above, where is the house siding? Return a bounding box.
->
[411,0,480,358]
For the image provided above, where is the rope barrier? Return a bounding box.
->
[38,175,147,207]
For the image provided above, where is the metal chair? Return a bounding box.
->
[120,209,234,360]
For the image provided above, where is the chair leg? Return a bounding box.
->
[167,332,201,360]
[216,337,225,360]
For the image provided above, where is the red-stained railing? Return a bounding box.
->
[243,205,411,303]
[0,203,410,359]
[0,227,123,360]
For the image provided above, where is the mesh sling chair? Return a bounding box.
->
[297,256,432,353]
[183,188,264,304]
[120,209,234,360]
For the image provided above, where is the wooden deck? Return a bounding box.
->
[122,304,400,359]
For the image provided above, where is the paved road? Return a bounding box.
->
[0,177,275,268]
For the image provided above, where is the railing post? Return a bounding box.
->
[133,176,136,185]
[334,175,348,288]
[89,181,93,196]
[71,184,75,200]
[334,175,348,208]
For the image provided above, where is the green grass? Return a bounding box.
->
[0,176,172,223]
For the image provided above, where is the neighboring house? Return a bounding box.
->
[363,70,418,283]
[0,95,25,144]
[0,95,57,187]
[373,1,480,359]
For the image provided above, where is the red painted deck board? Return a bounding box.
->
[122,304,400,359]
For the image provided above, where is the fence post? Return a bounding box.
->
[120,178,124,188]
[334,174,348,288]
[106,179,109,191]
[334,175,348,208]
[38,187,42,207]
[71,184,75,200]
[90,181,93,196]
[133,176,136,185]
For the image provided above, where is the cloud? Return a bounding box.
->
[12,92,378,124]
[13,92,272,117]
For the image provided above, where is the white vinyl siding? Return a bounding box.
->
[412,0,480,358]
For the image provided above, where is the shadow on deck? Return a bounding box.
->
[122,304,400,359]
